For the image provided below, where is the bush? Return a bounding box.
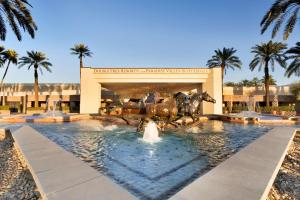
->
[62,105,70,111]
[231,104,248,113]
[0,105,10,110]
[257,105,295,113]
[27,107,45,111]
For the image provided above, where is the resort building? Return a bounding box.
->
[223,85,295,107]
[0,67,296,115]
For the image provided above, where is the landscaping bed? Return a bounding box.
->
[268,132,300,200]
[0,131,42,200]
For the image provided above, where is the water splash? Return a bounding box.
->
[143,121,161,143]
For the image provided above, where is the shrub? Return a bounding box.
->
[257,105,295,113]
[231,104,248,113]
[27,107,45,111]
[62,105,70,111]
[0,105,10,110]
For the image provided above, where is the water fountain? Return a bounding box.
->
[46,98,63,117]
[142,120,161,143]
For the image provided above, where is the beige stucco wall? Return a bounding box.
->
[80,67,223,115]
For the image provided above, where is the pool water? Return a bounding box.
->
[2,121,271,200]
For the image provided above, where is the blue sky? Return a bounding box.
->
[1,0,300,85]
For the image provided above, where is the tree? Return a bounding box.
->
[70,44,92,68]
[0,49,18,105]
[239,79,252,87]
[224,82,236,87]
[19,51,52,107]
[207,47,242,102]
[0,46,6,66]
[260,75,277,85]
[285,42,300,77]
[0,0,37,41]
[250,77,261,87]
[261,0,300,40]
[249,41,286,107]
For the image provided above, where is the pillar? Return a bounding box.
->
[202,67,222,114]
[80,68,101,114]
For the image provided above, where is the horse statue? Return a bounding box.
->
[145,97,178,121]
[174,92,190,116]
[174,91,216,121]
[188,92,216,120]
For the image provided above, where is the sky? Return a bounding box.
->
[1,0,300,85]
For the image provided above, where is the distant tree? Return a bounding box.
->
[285,42,300,77]
[70,44,92,68]
[250,77,261,87]
[239,79,252,87]
[0,0,37,41]
[249,41,286,107]
[207,47,242,101]
[19,51,52,107]
[260,75,277,85]
[224,82,236,87]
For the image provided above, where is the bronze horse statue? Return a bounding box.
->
[144,97,178,121]
[174,91,216,121]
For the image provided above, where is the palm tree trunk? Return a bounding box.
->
[80,56,83,68]
[264,62,270,107]
[79,55,83,81]
[0,61,11,106]
[34,66,39,108]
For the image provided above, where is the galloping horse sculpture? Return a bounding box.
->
[174,91,216,121]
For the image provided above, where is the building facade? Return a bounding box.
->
[80,67,223,115]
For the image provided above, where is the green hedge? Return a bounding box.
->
[230,105,248,113]
[62,105,70,111]
[257,106,295,113]
[0,105,10,110]
[27,107,45,111]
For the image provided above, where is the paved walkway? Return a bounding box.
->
[170,127,297,200]
[12,126,135,200]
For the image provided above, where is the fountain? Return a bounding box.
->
[46,98,63,117]
[142,120,161,143]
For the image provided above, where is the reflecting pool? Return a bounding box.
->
[1,120,272,200]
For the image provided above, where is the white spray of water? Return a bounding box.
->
[186,126,201,133]
[143,121,161,143]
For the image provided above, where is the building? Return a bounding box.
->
[223,85,295,107]
[2,67,295,115]
[80,67,223,115]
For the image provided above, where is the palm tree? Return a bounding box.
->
[207,47,242,102]
[250,77,261,87]
[0,49,18,105]
[285,42,300,77]
[260,75,277,85]
[261,0,300,40]
[0,46,6,66]
[19,51,52,107]
[0,0,37,41]
[70,44,92,68]
[239,79,252,87]
[249,41,286,107]
[224,82,236,87]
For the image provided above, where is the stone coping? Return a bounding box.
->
[210,114,299,125]
[12,126,135,200]
[0,114,91,123]
[170,127,297,200]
